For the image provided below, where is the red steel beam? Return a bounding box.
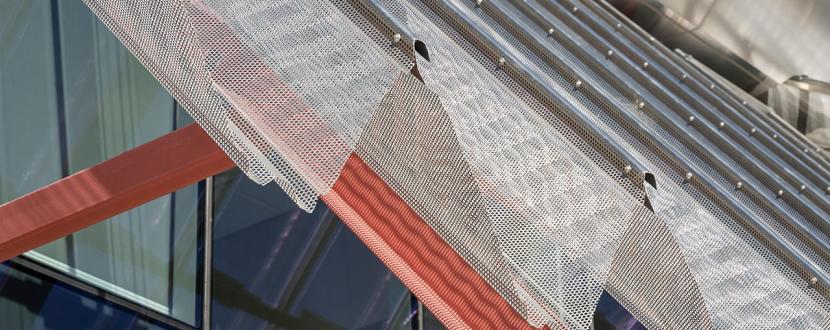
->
[0,123,235,262]
[0,120,536,328]
[323,154,542,330]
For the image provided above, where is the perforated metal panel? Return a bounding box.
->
[85,0,830,328]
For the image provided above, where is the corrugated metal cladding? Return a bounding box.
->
[83,0,830,328]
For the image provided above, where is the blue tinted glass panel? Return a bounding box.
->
[0,261,172,330]
[211,169,410,329]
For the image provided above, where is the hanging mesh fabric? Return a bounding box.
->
[84,0,830,328]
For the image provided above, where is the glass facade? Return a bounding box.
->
[210,169,417,329]
[1,0,200,325]
[0,260,174,330]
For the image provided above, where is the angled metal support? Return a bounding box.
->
[0,123,235,262]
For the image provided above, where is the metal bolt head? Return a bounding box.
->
[742,100,748,105]
[650,36,656,42]
[800,184,807,192]
[681,73,687,80]
[497,57,506,67]
[685,172,693,181]
[572,6,578,13]
[637,101,645,109]
[810,276,818,286]
[615,23,622,30]
[643,62,649,69]
[575,80,582,88]
[750,127,757,135]
[623,165,632,174]
[826,186,830,194]
[777,189,784,197]
[709,83,716,89]
[736,181,743,190]
[773,134,779,139]
[804,148,810,153]
[475,0,483,6]
[718,122,725,129]
[392,33,402,44]
[547,28,555,36]
[687,116,695,123]
[607,50,614,57]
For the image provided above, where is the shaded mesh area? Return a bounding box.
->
[605,204,712,330]
[85,0,409,211]
[85,0,830,329]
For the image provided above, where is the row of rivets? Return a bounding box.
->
[555,7,823,210]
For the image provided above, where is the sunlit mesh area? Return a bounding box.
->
[85,0,830,328]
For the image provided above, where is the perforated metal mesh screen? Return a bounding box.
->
[85,0,830,328]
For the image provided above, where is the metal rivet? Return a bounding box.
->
[643,62,649,69]
[685,172,693,181]
[742,100,748,105]
[687,116,695,124]
[637,101,645,109]
[547,28,555,36]
[475,0,483,6]
[392,33,402,44]
[572,6,578,13]
[804,148,810,153]
[575,80,582,88]
[826,186,830,194]
[497,57,506,67]
[799,184,807,192]
[810,277,818,286]
[750,127,757,135]
[709,83,716,89]
[681,73,687,80]
[607,50,614,57]
[777,189,784,198]
[650,36,655,42]
[736,181,743,190]
[718,122,725,129]
[773,134,779,139]
[623,165,632,174]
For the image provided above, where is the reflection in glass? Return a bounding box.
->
[0,261,172,330]
[0,0,202,325]
[211,169,411,329]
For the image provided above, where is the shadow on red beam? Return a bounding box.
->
[0,123,235,262]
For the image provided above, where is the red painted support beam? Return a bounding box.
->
[323,154,542,330]
[0,121,535,328]
[0,123,235,262]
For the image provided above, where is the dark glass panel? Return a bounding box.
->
[0,261,172,330]
[211,169,409,329]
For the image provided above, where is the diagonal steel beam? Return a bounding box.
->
[0,123,235,262]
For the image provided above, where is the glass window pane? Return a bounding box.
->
[0,261,173,330]
[211,169,409,329]
[0,0,65,261]
[0,1,202,326]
